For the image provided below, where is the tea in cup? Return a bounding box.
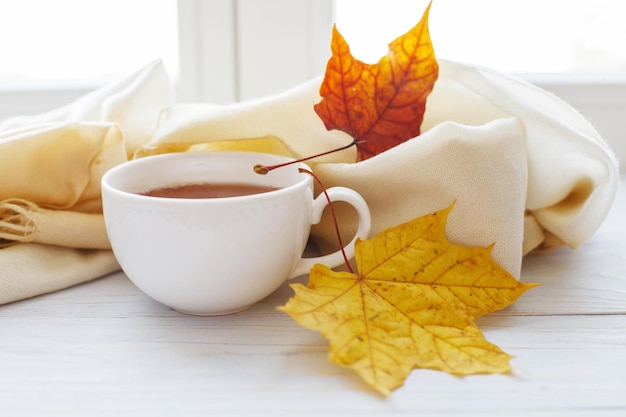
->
[101,151,371,315]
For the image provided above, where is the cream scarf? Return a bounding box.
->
[0,59,619,305]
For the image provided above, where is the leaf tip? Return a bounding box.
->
[522,281,542,292]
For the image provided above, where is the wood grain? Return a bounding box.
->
[1,176,624,416]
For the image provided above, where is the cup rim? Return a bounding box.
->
[101,151,312,204]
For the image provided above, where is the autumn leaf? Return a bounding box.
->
[314,2,438,161]
[280,204,538,395]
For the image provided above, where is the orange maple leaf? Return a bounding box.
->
[280,204,538,395]
[314,2,438,161]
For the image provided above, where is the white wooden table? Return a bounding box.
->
[1,176,625,417]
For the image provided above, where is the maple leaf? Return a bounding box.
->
[280,204,538,395]
[314,2,438,161]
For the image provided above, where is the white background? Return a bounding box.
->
[0,0,623,166]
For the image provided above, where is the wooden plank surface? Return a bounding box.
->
[1,176,625,416]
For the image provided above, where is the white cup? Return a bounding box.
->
[101,151,371,315]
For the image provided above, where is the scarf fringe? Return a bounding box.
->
[0,199,39,247]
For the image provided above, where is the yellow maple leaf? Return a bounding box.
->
[280,204,538,395]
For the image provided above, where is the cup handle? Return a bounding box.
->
[288,186,371,279]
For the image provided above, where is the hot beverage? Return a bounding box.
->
[142,183,279,199]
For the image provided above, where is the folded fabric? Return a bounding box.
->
[0,244,118,305]
[0,59,172,158]
[137,59,620,279]
[0,60,174,304]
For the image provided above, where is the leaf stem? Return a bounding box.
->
[253,140,357,175]
[298,167,354,274]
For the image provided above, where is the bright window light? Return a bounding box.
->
[334,0,626,75]
[0,0,178,86]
